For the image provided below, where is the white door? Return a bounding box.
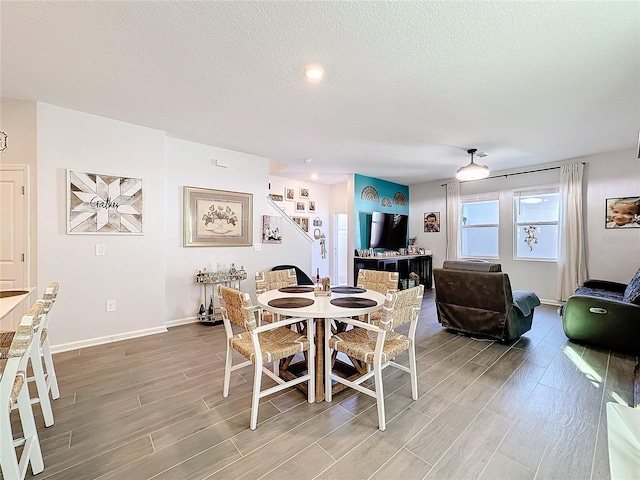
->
[333,213,348,286]
[0,166,28,289]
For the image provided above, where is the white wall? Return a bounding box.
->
[409,148,640,303]
[37,103,167,350]
[267,175,330,280]
[164,138,315,325]
[583,149,640,282]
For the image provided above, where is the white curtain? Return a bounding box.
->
[445,182,460,260]
[557,163,588,300]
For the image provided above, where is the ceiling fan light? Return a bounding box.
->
[455,148,490,181]
[456,163,489,181]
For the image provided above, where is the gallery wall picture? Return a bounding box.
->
[262,215,283,244]
[292,216,309,232]
[605,197,640,229]
[67,169,143,234]
[300,187,310,198]
[308,200,316,212]
[269,193,283,202]
[184,186,253,246]
[295,201,306,213]
[285,187,295,201]
[424,212,441,232]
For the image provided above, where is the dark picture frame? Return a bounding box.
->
[424,211,440,233]
[605,197,640,229]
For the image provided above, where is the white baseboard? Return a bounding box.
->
[165,316,200,328]
[51,326,168,354]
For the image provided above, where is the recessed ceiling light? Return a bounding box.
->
[303,65,324,81]
[304,158,313,163]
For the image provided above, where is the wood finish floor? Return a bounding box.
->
[12,289,637,480]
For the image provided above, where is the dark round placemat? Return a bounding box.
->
[278,286,314,293]
[268,297,315,308]
[330,297,377,308]
[331,286,366,294]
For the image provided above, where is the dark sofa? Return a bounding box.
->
[433,260,540,342]
[560,268,640,353]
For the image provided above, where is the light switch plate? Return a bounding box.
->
[253,243,261,251]
[106,300,116,312]
[96,244,106,256]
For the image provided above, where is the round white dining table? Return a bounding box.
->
[257,286,385,401]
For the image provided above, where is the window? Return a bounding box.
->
[514,186,559,260]
[460,192,499,258]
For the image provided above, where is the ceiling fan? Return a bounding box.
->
[456,148,490,181]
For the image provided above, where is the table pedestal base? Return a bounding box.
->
[279,318,364,402]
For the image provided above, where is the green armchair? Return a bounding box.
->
[560,268,640,353]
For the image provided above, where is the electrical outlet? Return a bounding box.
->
[106,300,116,312]
[95,244,106,256]
[253,243,261,251]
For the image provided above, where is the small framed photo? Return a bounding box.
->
[424,212,440,233]
[285,187,295,201]
[605,197,640,229]
[262,215,282,244]
[295,201,306,213]
[269,193,283,202]
[308,200,316,212]
[300,187,310,198]
[292,216,309,232]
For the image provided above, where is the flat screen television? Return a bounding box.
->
[368,211,408,251]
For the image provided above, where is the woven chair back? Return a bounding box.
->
[357,269,399,296]
[218,284,258,331]
[255,269,297,295]
[376,284,424,332]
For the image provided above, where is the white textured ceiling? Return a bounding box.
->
[1,1,638,185]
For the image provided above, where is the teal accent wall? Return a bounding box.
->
[354,174,409,250]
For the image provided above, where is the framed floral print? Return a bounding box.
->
[184,186,253,246]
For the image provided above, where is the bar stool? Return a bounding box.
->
[0,302,45,479]
[0,282,60,427]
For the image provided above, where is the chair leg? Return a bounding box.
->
[0,407,21,480]
[30,348,55,427]
[250,359,262,430]
[373,360,386,431]
[17,387,44,476]
[42,339,59,399]
[223,345,233,398]
[408,346,418,401]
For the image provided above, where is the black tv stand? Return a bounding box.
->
[354,254,433,290]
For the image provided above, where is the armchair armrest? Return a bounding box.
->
[561,295,640,353]
[582,279,627,293]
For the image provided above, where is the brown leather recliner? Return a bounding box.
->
[433,260,540,342]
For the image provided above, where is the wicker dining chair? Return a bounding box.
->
[324,284,424,431]
[356,269,399,323]
[0,302,45,479]
[255,269,297,323]
[217,284,315,430]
